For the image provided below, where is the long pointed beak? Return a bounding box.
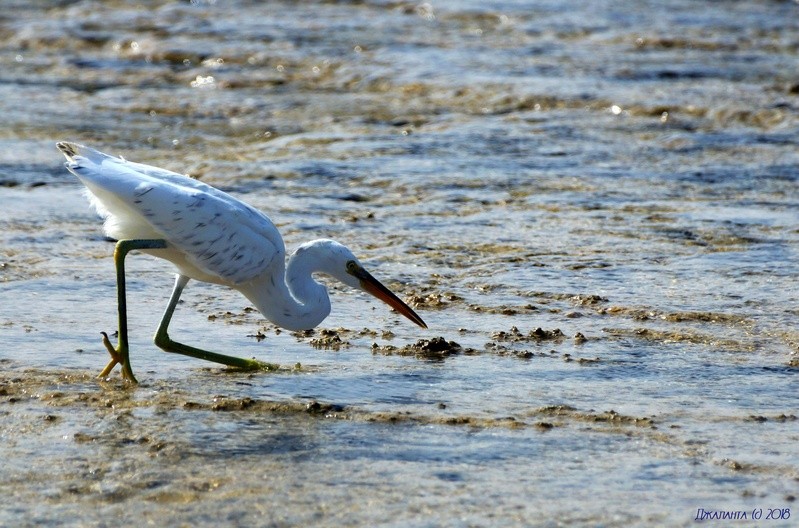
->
[354,267,427,329]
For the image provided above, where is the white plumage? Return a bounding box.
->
[66,143,281,286]
[57,141,425,381]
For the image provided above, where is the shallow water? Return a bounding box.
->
[1,1,798,526]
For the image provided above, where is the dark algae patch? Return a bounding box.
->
[603,327,753,351]
[492,326,566,343]
[308,328,350,350]
[371,337,474,360]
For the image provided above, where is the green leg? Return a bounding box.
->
[99,239,168,383]
[98,239,277,382]
[154,274,278,372]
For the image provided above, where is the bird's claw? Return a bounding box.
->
[98,331,137,383]
[100,331,121,362]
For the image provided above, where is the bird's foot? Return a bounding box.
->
[246,358,281,373]
[98,331,138,383]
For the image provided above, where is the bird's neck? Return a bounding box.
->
[240,248,332,331]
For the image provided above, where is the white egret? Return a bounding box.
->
[57,142,426,383]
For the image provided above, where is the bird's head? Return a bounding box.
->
[293,240,427,329]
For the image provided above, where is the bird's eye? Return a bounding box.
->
[345,260,358,274]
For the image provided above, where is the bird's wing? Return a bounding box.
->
[135,184,284,285]
[60,142,284,285]
[62,142,230,196]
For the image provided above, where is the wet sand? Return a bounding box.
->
[2,1,799,526]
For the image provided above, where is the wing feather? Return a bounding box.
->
[61,143,283,285]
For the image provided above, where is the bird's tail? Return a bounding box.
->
[57,141,115,166]
[56,141,81,162]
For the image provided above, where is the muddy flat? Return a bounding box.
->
[1,1,798,526]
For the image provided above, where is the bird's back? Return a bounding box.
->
[58,142,284,285]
